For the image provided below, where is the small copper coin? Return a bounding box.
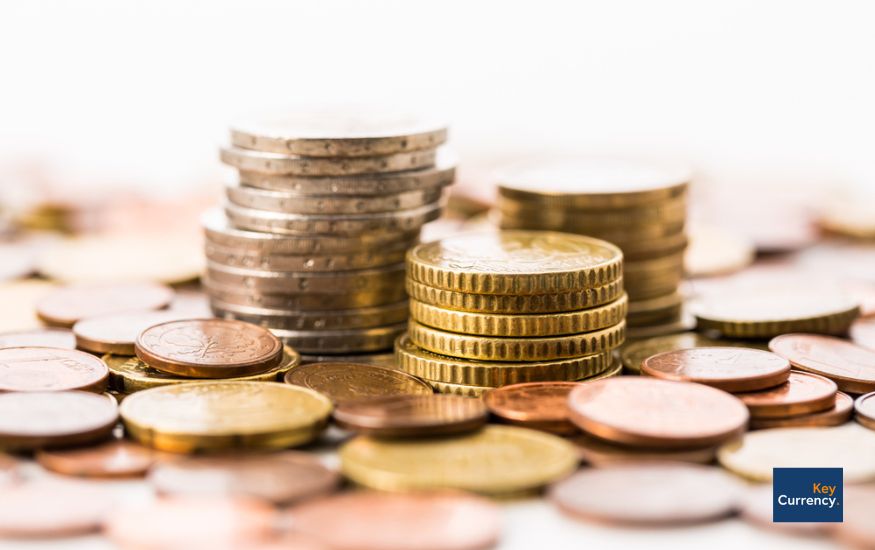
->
[36,439,158,478]
[567,377,749,448]
[483,381,580,435]
[769,333,875,394]
[750,391,852,429]
[0,328,76,349]
[549,463,741,525]
[571,433,717,465]
[136,319,283,378]
[284,362,433,404]
[0,481,114,537]
[735,370,837,419]
[0,346,109,392]
[333,395,487,437]
[149,452,339,505]
[641,347,790,392]
[854,391,875,431]
[73,310,193,355]
[287,491,501,550]
[35,282,174,327]
[0,391,118,450]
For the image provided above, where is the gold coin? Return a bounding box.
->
[617,232,689,261]
[619,332,767,373]
[626,292,684,326]
[340,425,578,495]
[409,294,627,337]
[497,195,688,226]
[300,352,395,368]
[120,381,332,453]
[625,315,696,340]
[271,323,406,354]
[220,146,437,176]
[499,216,685,242]
[406,231,622,295]
[624,275,684,301]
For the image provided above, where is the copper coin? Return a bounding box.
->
[549,463,741,525]
[149,452,339,505]
[136,319,283,378]
[483,381,580,435]
[769,333,875,394]
[333,395,487,437]
[35,282,174,327]
[284,362,433,404]
[0,328,76,349]
[750,391,852,429]
[36,439,158,478]
[567,377,749,448]
[104,496,277,550]
[854,391,875,431]
[571,433,717,465]
[836,486,875,548]
[735,370,837,419]
[641,347,790,392]
[73,310,193,355]
[287,491,501,550]
[0,391,117,450]
[0,481,114,537]
[0,346,108,392]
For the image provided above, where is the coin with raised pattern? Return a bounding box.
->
[484,382,581,435]
[619,332,766,373]
[334,394,487,437]
[0,391,118,450]
[284,362,432,404]
[35,282,174,327]
[735,370,837,419]
[220,146,436,176]
[769,333,875,394]
[0,347,109,392]
[641,347,790,392]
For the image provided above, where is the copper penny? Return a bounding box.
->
[567,377,749,448]
[854,391,875,431]
[571,433,717,465]
[0,390,117,450]
[149,452,339,505]
[750,391,852,429]
[73,310,193,355]
[35,282,174,327]
[287,491,501,550]
[284,362,433,404]
[483,381,580,435]
[136,319,283,378]
[836,486,875,548]
[0,328,76,349]
[735,370,837,419]
[769,333,875,394]
[36,439,158,478]
[549,463,742,525]
[641,347,790,392]
[333,395,487,437]
[0,346,109,392]
[0,481,114,537]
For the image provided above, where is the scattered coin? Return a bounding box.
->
[333,394,488,437]
[35,282,174,328]
[735,371,838,419]
[0,390,117,450]
[854,391,875,431]
[284,362,433,404]
[0,346,109,392]
[619,332,765,373]
[641,347,790,392]
[750,391,852,429]
[0,327,76,349]
[571,433,717,465]
[73,310,193,355]
[0,481,114,537]
[769,333,875,394]
[35,439,158,478]
[483,381,581,435]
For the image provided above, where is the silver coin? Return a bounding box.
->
[211,300,408,331]
[203,280,408,311]
[225,184,445,215]
[204,241,411,272]
[271,323,406,354]
[205,262,406,295]
[220,146,436,176]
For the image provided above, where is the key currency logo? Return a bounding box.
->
[773,467,843,522]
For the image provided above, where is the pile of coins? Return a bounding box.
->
[396,230,627,396]
[495,157,689,338]
[205,111,454,355]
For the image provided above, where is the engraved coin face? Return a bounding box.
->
[0,347,109,392]
[484,382,580,434]
[619,332,766,373]
[641,347,790,392]
[284,362,433,404]
[769,334,875,394]
[73,310,192,355]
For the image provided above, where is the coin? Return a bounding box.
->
[227,184,444,215]
[625,292,684,326]
[149,452,339,504]
[571,433,717,465]
[0,347,109,392]
[568,377,749,448]
[717,423,875,482]
[854,391,875,431]
[120,381,332,453]
[73,310,193,355]
[136,319,283,378]
[212,300,409,331]
[206,281,408,311]
[0,391,117,450]
[769,333,875,394]
[549,464,741,525]
[851,316,875,350]
[35,282,174,328]
[333,394,487,437]
[35,439,158,478]
[0,280,57,332]
[625,315,696,340]
[284,362,432,404]
[0,327,76,349]
[220,145,436,176]
[641,347,790,392]
[205,240,410,272]
[484,382,580,435]
[619,332,767,373]
[501,216,686,242]
[272,323,406,354]
[300,352,395,368]
[735,371,838,419]
[205,261,405,295]
[498,195,688,226]
[750,391,852,429]
[286,492,500,550]
[0,481,114,537]
[685,224,755,277]
[340,425,578,494]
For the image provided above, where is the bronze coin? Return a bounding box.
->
[549,463,742,525]
[0,391,118,450]
[854,391,875,431]
[35,282,174,327]
[0,328,76,349]
[284,362,433,404]
[769,333,875,394]
[483,381,581,435]
[136,319,283,378]
[0,481,115,537]
[571,433,717,465]
[36,439,158,478]
[0,346,109,392]
[641,347,790,392]
[735,371,837,419]
[287,491,501,550]
[750,391,853,429]
[567,377,749,448]
[73,310,193,355]
[149,452,339,505]
[333,395,487,437]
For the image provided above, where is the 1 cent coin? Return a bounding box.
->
[641,347,790,392]
[333,394,487,437]
[0,346,109,392]
[136,319,283,378]
[36,439,158,478]
[769,334,875,394]
[73,310,192,355]
[35,282,174,327]
[735,371,838,419]
[750,391,853,429]
[284,362,433,404]
[0,328,76,350]
[0,391,118,450]
[484,381,581,435]
[0,481,114,537]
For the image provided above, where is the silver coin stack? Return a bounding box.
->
[203,110,454,356]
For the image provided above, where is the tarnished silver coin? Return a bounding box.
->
[212,300,409,331]
[204,262,406,295]
[220,146,436,176]
[204,241,410,272]
[225,184,445,215]
[272,324,406,354]
[202,281,408,311]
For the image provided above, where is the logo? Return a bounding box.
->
[773,467,843,522]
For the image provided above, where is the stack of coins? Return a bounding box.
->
[495,157,689,338]
[205,110,454,355]
[396,231,627,396]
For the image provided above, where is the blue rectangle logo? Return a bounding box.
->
[773,467,843,522]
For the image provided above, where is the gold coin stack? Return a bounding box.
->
[495,157,690,338]
[396,231,627,396]
[203,110,454,354]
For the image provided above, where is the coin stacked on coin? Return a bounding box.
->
[495,157,689,338]
[397,231,627,396]
[205,110,454,355]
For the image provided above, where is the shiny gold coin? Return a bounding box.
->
[283,361,432,404]
[120,381,332,453]
[497,195,688,227]
[406,231,622,295]
[271,323,406,354]
[620,332,766,373]
[340,425,578,495]
[220,146,437,176]
[499,215,685,242]
[617,231,689,261]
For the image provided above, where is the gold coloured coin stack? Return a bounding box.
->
[495,157,689,339]
[204,110,454,355]
[397,231,627,396]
